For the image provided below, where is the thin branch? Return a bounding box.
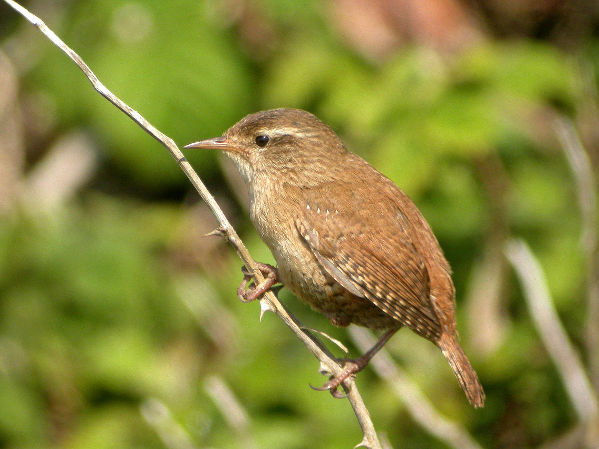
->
[141,398,200,449]
[349,327,483,449]
[537,422,588,449]
[555,116,599,395]
[555,118,597,251]
[2,0,382,447]
[346,381,384,449]
[204,376,256,449]
[505,239,598,422]
[466,155,510,355]
[22,131,97,210]
[0,50,24,213]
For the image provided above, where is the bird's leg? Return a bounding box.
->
[311,328,399,398]
[237,263,281,302]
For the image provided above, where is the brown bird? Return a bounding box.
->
[185,108,485,408]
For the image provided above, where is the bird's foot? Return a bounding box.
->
[310,359,364,399]
[237,263,280,302]
[310,328,399,399]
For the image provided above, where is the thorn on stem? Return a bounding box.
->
[259,300,274,321]
[204,226,226,238]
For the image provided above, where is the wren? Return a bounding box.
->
[185,108,485,408]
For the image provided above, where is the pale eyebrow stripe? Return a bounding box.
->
[261,128,317,138]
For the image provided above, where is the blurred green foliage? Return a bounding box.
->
[1,0,598,448]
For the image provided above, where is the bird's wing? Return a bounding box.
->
[294,183,442,340]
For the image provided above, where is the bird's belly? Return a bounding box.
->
[272,239,397,330]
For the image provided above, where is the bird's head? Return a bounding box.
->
[185,108,347,185]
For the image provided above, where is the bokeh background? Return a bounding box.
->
[1,0,598,448]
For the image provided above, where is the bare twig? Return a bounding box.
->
[555,118,597,251]
[204,376,256,449]
[465,247,507,354]
[176,275,237,354]
[2,1,382,446]
[505,239,598,422]
[141,398,200,449]
[466,155,510,355]
[21,131,97,210]
[555,117,599,395]
[0,50,24,213]
[537,422,588,449]
[350,327,483,449]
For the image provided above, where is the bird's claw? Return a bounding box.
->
[309,381,348,399]
[237,263,280,302]
[310,359,362,399]
[236,276,255,302]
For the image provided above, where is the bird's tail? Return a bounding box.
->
[437,333,485,408]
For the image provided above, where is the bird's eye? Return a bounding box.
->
[255,135,270,147]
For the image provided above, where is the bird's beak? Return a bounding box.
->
[184,136,242,153]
